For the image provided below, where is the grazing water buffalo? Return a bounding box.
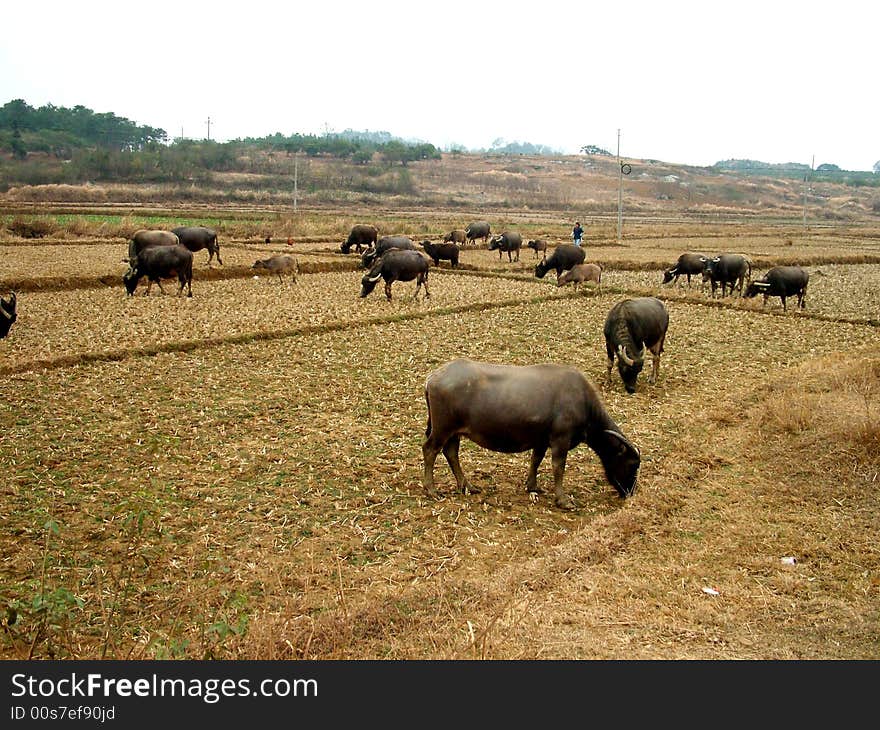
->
[124,245,193,297]
[489,232,523,262]
[535,243,586,279]
[527,239,549,259]
[361,236,416,268]
[422,358,641,509]
[443,229,467,245]
[360,249,430,301]
[604,297,669,394]
[662,253,707,287]
[341,224,379,254]
[127,229,179,263]
[0,292,16,339]
[702,254,751,297]
[744,265,809,311]
[252,254,299,283]
[465,221,491,246]
[558,263,602,290]
[172,226,222,265]
[421,241,460,268]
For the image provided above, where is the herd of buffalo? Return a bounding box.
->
[0,220,815,509]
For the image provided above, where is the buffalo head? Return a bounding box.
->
[616,343,646,394]
[0,292,17,338]
[743,281,769,299]
[360,263,383,298]
[600,430,641,497]
[122,266,140,296]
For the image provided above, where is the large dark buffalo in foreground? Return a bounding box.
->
[421,241,460,268]
[489,232,523,262]
[341,224,379,254]
[702,254,751,297]
[604,297,669,394]
[422,358,641,509]
[361,236,416,268]
[465,221,491,246]
[535,243,586,279]
[360,249,430,301]
[127,229,179,262]
[0,292,16,339]
[744,265,809,311]
[124,245,193,297]
[172,226,222,265]
[662,253,707,287]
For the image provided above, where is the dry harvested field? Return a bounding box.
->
[1,219,878,660]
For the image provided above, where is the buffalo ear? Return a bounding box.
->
[603,430,640,458]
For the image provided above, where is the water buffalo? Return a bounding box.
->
[489,232,523,262]
[558,263,602,290]
[172,226,222,265]
[465,221,491,246]
[535,243,586,279]
[527,239,549,259]
[702,254,751,297]
[127,229,179,263]
[252,254,299,283]
[604,297,669,394]
[360,249,430,301]
[361,236,416,268]
[341,224,379,254]
[422,358,641,509]
[443,230,467,245]
[662,253,707,287]
[0,292,16,339]
[421,240,460,268]
[744,265,809,311]
[124,245,193,297]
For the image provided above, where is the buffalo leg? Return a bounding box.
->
[781,296,787,311]
[550,442,574,510]
[155,279,167,295]
[525,445,547,494]
[442,435,477,494]
[422,438,442,498]
[799,289,806,309]
[385,282,393,301]
[648,335,665,384]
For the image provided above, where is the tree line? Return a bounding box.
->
[0,99,442,186]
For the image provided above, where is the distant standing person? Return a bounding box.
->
[572,221,584,247]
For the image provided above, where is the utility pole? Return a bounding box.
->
[206,117,211,141]
[802,154,814,229]
[616,128,623,243]
[293,151,298,213]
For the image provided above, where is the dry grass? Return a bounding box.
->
[0,211,878,661]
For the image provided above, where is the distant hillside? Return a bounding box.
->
[714,158,877,185]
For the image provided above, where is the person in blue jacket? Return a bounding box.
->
[572,221,584,246]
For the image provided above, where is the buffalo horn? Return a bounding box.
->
[603,429,641,457]
[752,281,770,288]
[0,303,10,320]
[367,271,383,283]
[618,344,635,366]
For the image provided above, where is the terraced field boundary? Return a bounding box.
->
[4,252,880,293]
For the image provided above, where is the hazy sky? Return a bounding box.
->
[2,1,877,170]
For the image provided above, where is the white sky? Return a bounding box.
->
[1,1,877,170]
